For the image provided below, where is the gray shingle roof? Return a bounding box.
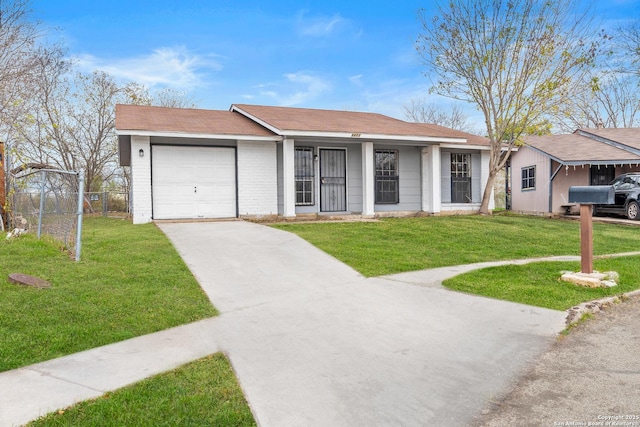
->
[524,129,640,164]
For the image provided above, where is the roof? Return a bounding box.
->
[115,103,490,147]
[576,128,640,153]
[115,104,277,138]
[523,128,640,165]
[231,104,489,145]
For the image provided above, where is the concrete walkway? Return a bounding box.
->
[0,221,567,427]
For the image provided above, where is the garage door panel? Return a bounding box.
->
[152,146,236,219]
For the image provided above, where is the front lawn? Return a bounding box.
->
[274,214,640,310]
[272,215,640,276]
[0,217,217,372]
[442,256,640,310]
[27,353,256,427]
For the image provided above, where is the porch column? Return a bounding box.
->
[421,145,441,213]
[131,136,152,224]
[362,142,375,216]
[282,138,296,217]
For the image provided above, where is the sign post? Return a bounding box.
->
[579,204,594,273]
[568,185,615,274]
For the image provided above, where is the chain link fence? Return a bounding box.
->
[84,191,130,217]
[9,168,85,261]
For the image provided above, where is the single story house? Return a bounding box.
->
[116,104,493,224]
[510,128,640,215]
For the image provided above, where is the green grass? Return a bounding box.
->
[0,217,217,372]
[272,215,640,277]
[442,256,640,310]
[27,353,256,427]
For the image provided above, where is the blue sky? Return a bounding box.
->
[32,0,640,123]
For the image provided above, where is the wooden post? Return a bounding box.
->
[580,204,593,273]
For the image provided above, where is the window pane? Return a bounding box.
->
[375,150,399,203]
[295,148,314,205]
[521,166,535,190]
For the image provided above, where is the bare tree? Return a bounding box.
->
[122,84,197,108]
[0,0,67,182]
[554,71,640,131]
[416,0,603,214]
[16,68,127,192]
[551,22,640,131]
[402,98,478,134]
[617,22,640,75]
[155,88,197,108]
[0,0,44,119]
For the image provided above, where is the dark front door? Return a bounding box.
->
[590,165,615,186]
[320,149,346,212]
[451,153,472,203]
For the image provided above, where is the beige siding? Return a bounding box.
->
[551,163,589,213]
[510,146,550,213]
[513,149,640,214]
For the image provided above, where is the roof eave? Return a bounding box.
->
[230,105,284,134]
[279,130,469,143]
[115,129,281,142]
[559,160,640,166]
[440,142,491,150]
[526,141,640,165]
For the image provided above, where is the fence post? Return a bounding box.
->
[75,169,85,261]
[102,191,107,217]
[37,170,46,239]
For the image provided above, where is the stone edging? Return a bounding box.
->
[565,288,640,325]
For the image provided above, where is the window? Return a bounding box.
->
[451,153,471,203]
[521,166,536,190]
[375,150,399,204]
[295,147,314,205]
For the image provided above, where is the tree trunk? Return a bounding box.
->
[478,169,498,215]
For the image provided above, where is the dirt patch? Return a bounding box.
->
[473,294,640,427]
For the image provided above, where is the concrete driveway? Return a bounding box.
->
[158,221,567,426]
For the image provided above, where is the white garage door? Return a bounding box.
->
[152,146,236,219]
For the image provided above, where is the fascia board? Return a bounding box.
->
[281,130,469,143]
[561,159,640,166]
[230,106,283,134]
[115,129,281,142]
[439,143,491,150]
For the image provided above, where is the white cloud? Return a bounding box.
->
[73,46,222,89]
[281,72,331,105]
[255,71,331,106]
[349,74,364,86]
[296,11,349,37]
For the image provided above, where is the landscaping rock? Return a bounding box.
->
[560,271,618,288]
[8,273,51,289]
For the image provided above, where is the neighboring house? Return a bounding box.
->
[510,128,640,215]
[116,104,493,224]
